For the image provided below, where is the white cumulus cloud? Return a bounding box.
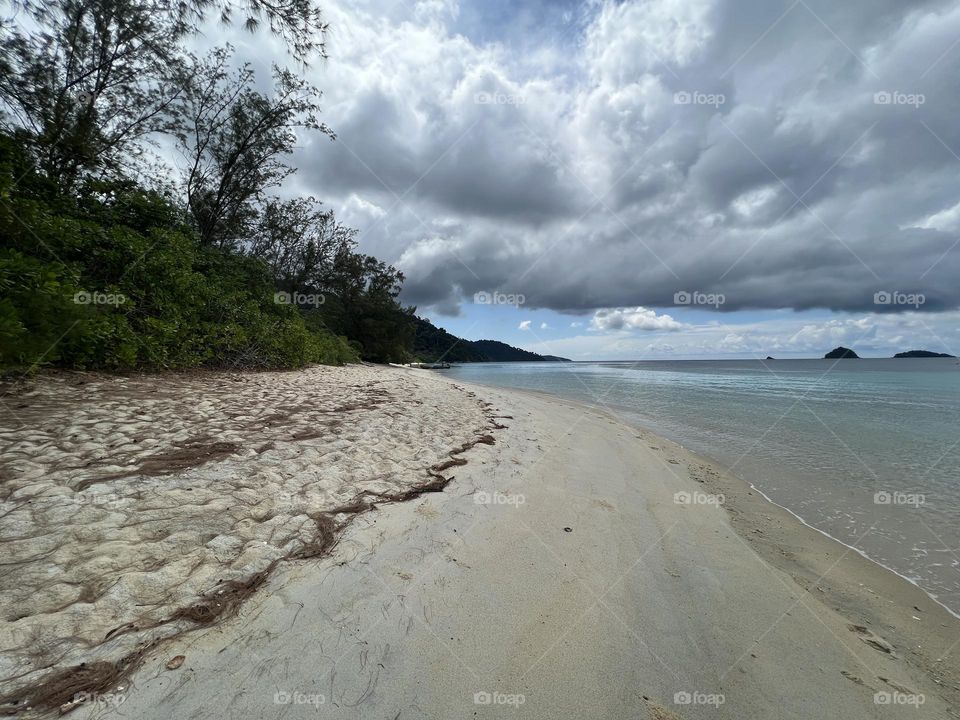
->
[591,307,684,332]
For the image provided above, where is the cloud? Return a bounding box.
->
[270,0,960,318]
[518,320,532,330]
[539,322,549,329]
[522,310,960,360]
[591,307,684,331]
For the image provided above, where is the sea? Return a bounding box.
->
[442,359,960,616]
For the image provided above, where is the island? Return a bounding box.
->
[893,350,955,358]
[824,346,859,359]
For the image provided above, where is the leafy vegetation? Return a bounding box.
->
[0,0,415,374]
[0,136,357,371]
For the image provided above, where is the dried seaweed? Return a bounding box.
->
[0,388,502,717]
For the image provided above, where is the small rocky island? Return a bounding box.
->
[894,350,956,358]
[824,346,859,359]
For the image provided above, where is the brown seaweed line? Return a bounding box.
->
[0,419,500,717]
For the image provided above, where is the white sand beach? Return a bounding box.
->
[1,366,958,718]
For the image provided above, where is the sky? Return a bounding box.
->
[229,0,960,359]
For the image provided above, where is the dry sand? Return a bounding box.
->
[0,365,495,714]
[1,366,958,718]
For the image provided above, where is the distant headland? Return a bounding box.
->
[414,317,571,363]
[893,350,955,358]
[822,347,955,359]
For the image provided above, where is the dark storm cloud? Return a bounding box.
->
[290,0,960,317]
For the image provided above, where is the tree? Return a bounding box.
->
[0,0,329,193]
[180,0,329,62]
[318,244,414,362]
[250,196,352,291]
[245,198,414,362]
[176,47,332,249]
[9,0,328,62]
[0,0,188,191]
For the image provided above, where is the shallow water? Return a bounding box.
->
[444,358,960,614]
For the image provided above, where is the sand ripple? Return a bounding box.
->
[0,365,489,701]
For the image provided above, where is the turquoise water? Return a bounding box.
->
[443,359,960,614]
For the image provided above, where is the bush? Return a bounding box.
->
[0,138,357,373]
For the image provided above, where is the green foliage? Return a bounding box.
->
[0,0,412,371]
[0,136,356,374]
[0,249,84,369]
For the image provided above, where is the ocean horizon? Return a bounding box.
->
[444,358,960,616]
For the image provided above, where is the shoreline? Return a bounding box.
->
[614,400,960,623]
[740,476,960,621]
[517,384,960,695]
[3,365,958,718]
[657,430,960,626]
[469,379,960,624]
[390,373,960,715]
